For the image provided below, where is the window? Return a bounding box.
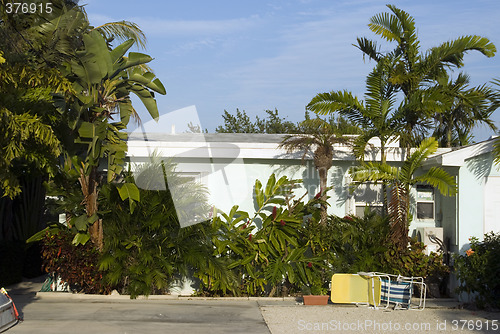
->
[176,172,201,184]
[416,185,434,219]
[353,183,383,218]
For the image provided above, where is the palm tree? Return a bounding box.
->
[278,118,353,224]
[490,78,500,167]
[307,57,402,215]
[308,57,400,165]
[433,73,497,147]
[349,137,456,248]
[355,5,496,146]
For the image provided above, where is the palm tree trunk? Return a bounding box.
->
[380,144,388,217]
[318,167,328,225]
[388,183,410,249]
[446,126,453,148]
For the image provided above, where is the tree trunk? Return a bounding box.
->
[446,126,452,148]
[388,183,410,249]
[380,144,388,217]
[78,166,103,251]
[318,166,328,225]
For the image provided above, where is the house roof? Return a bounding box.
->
[127,132,408,162]
[424,137,497,167]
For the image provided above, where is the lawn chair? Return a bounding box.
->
[330,273,382,308]
[358,272,426,310]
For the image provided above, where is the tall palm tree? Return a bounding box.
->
[355,4,496,146]
[433,73,497,147]
[349,137,456,248]
[490,78,500,167]
[308,57,400,165]
[307,57,402,215]
[278,118,353,225]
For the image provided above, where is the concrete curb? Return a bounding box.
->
[35,291,300,302]
[34,292,459,309]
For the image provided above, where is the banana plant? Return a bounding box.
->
[61,30,165,249]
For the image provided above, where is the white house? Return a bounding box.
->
[126,131,500,255]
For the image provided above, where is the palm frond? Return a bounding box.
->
[413,167,457,196]
[351,130,376,162]
[307,90,365,118]
[93,21,147,49]
[354,37,382,62]
[400,137,438,181]
[493,137,500,166]
[349,162,398,184]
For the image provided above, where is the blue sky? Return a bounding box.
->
[84,0,500,141]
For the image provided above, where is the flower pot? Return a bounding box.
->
[303,295,329,305]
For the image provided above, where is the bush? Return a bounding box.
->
[382,239,449,281]
[41,229,109,294]
[327,212,390,273]
[326,211,448,285]
[454,233,500,309]
[98,164,225,298]
[203,174,325,297]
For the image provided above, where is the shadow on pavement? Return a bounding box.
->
[5,275,46,320]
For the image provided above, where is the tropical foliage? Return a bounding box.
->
[355,4,496,146]
[205,174,326,296]
[98,163,224,298]
[349,137,457,248]
[432,73,497,147]
[279,118,353,224]
[60,29,165,249]
[454,233,500,309]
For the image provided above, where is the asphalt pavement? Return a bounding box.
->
[4,276,500,334]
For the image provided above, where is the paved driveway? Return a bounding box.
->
[8,296,271,334]
[5,277,500,334]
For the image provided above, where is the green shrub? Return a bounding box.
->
[382,239,449,279]
[204,174,325,297]
[454,233,500,309]
[326,211,448,283]
[98,164,232,298]
[327,212,390,273]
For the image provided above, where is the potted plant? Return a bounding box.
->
[302,275,329,305]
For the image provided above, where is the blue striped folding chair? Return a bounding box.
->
[363,272,426,310]
[380,277,412,309]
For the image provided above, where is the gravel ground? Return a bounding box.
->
[261,305,500,334]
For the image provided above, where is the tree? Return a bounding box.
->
[432,73,497,147]
[307,57,402,215]
[355,4,496,146]
[278,118,352,225]
[215,108,361,135]
[61,30,166,249]
[0,51,69,199]
[349,137,456,248]
[308,57,400,165]
[215,109,300,134]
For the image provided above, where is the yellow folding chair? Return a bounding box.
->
[331,274,381,307]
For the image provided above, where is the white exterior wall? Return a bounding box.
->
[423,139,500,253]
[457,152,500,252]
[126,134,405,219]
[127,133,500,253]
